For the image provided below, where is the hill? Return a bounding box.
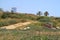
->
[0,12,38,27]
[0,11,60,29]
[0,11,60,40]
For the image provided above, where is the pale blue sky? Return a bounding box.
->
[0,0,60,17]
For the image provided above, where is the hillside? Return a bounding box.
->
[0,12,38,27]
[0,11,60,29]
[0,11,60,40]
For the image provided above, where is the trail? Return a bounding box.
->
[0,21,33,29]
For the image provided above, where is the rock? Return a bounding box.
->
[23,28,27,30]
[51,27,56,30]
[56,27,60,29]
[23,27,30,30]
[27,27,30,29]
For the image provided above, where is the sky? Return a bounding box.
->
[0,0,60,17]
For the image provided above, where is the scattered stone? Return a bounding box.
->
[26,27,30,29]
[51,27,56,30]
[24,28,27,30]
[23,27,30,30]
[56,27,60,29]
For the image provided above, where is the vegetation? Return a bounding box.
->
[0,18,27,27]
[44,11,49,16]
[0,8,60,40]
[0,10,60,28]
[11,7,17,13]
[37,11,42,16]
[0,30,60,40]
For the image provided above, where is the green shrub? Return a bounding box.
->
[37,16,51,22]
[0,22,3,27]
[0,11,3,18]
[0,19,20,27]
[8,20,17,24]
[20,19,27,22]
[0,22,9,27]
[1,13,9,19]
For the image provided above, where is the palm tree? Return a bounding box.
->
[37,11,42,16]
[11,7,17,13]
[44,11,49,16]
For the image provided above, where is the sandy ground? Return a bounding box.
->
[0,21,33,29]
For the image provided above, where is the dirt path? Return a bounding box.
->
[0,21,33,29]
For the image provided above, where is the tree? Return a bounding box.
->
[0,8,4,18]
[44,11,49,16]
[37,11,42,16]
[11,7,17,13]
[0,8,3,12]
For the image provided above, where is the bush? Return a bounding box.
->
[0,11,3,18]
[8,20,17,24]
[0,22,9,27]
[20,19,27,22]
[0,19,20,27]
[37,16,51,22]
[0,22,3,27]
[1,13,9,19]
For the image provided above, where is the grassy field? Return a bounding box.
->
[0,22,60,40]
[0,29,60,40]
